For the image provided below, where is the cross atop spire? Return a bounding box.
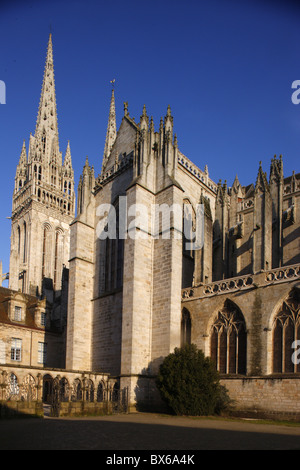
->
[35,33,59,143]
[102,84,117,172]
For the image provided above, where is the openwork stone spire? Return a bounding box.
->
[102,85,117,172]
[35,34,58,136]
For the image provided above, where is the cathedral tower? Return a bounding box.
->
[9,34,75,298]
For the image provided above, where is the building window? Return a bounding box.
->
[11,338,22,361]
[104,203,123,292]
[210,300,247,374]
[182,200,195,288]
[42,224,51,280]
[181,308,191,346]
[14,306,22,321]
[38,342,47,364]
[273,289,300,373]
[23,221,27,263]
[41,312,46,327]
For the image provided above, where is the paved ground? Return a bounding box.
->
[0,412,300,451]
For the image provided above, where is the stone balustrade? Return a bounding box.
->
[182,263,300,301]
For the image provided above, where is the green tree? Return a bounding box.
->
[156,344,230,416]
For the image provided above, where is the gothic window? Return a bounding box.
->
[54,230,63,290]
[182,200,195,288]
[182,200,195,259]
[17,226,21,254]
[181,308,192,346]
[210,300,247,374]
[273,289,300,373]
[42,224,51,280]
[51,165,56,186]
[104,203,124,292]
[38,166,42,181]
[23,221,27,263]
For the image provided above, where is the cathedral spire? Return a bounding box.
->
[102,84,117,172]
[35,33,59,142]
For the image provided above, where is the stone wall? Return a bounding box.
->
[221,375,300,421]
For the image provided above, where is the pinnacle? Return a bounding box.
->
[102,85,117,173]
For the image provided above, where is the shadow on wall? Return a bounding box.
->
[0,401,43,419]
[134,357,172,413]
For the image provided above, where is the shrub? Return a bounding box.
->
[156,344,230,416]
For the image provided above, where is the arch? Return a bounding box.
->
[7,373,20,400]
[54,228,64,290]
[104,200,124,292]
[97,381,106,402]
[42,374,54,403]
[72,378,82,401]
[272,288,300,373]
[182,198,196,288]
[85,379,95,402]
[38,166,42,181]
[181,308,191,346]
[17,225,21,254]
[210,299,247,374]
[42,223,52,280]
[22,374,37,401]
[23,221,27,263]
[59,377,70,402]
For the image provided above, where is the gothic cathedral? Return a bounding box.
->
[2,34,300,417]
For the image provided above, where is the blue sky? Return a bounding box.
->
[0,0,300,281]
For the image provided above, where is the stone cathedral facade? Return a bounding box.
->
[2,35,300,418]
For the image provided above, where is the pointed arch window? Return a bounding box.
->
[182,200,195,288]
[181,308,191,346]
[104,203,124,292]
[17,226,21,255]
[273,289,300,373]
[23,221,27,263]
[42,224,51,280]
[210,300,247,374]
[54,229,63,290]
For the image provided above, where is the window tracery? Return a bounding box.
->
[210,300,247,374]
[273,289,300,373]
